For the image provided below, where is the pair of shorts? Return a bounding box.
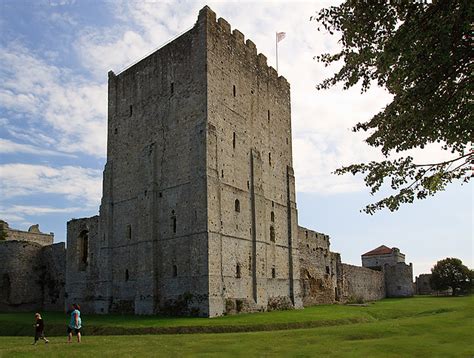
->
[67,326,81,334]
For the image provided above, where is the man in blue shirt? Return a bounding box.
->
[67,303,82,343]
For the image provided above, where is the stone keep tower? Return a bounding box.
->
[66,6,302,317]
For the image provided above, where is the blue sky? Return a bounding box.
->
[0,0,471,276]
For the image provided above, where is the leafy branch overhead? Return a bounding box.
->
[312,0,473,214]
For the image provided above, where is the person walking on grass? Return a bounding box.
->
[67,303,82,343]
[32,313,49,345]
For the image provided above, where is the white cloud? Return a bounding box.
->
[0,138,75,157]
[4,205,82,216]
[0,163,102,208]
[0,43,107,157]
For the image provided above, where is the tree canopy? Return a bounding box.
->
[313,0,472,214]
[430,258,472,295]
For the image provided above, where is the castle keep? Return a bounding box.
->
[63,7,412,317]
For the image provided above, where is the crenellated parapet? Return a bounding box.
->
[200,6,289,91]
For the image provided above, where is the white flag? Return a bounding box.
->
[276,32,286,42]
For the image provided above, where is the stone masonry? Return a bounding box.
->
[65,6,413,317]
[0,221,65,312]
[362,245,414,297]
[66,6,301,317]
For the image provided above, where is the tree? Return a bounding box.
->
[430,258,472,295]
[312,0,472,214]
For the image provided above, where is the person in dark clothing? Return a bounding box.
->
[32,313,49,345]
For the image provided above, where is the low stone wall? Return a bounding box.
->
[338,263,385,302]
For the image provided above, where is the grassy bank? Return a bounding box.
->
[0,297,472,357]
[0,296,472,337]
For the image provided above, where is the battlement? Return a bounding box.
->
[298,226,331,251]
[200,6,289,89]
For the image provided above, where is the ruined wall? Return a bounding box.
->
[415,274,434,295]
[337,263,385,302]
[2,221,54,246]
[204,6,301,316]
[0,240,65,312]
[65,216,102,313]
[298,227,339,305]
[41,242,66,311]
[384,263,414,297]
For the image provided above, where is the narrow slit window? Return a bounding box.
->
[270,226,275,242]
[129,105,133,116]
[267,110,270,123]
[172,216,177,234]
[233,85,236,97]
[271,211,275,222]
[271,267,276,278]
[236,263,241,278]
[127,224,132,240]
[232,132,236,149]
[173,265,178,277]
[326,266,330,275]
[125,269,129,281]
[170,82,174,95]
[268,152,272,166]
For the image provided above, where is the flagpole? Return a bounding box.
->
[275,32,279,72]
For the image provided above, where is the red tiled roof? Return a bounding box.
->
[362,245,393,257]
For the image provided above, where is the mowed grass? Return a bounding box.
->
[0,296,472,357]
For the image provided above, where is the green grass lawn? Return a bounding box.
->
[0,296,472,357]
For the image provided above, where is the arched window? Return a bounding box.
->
[236,263,241,278]
[270,226,275,242]
[235,199,240,212]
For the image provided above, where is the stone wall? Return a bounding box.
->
[298,227,339,305]
[384,263,414,297]
[0,240,65,312]
[1,221,54,246]
[415,274,433,295]
[337,264,385,302]
[41,242,66,311]
[205,6,301,315]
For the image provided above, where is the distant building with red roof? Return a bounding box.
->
[361,245,405,269]
[361,245,413,297]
